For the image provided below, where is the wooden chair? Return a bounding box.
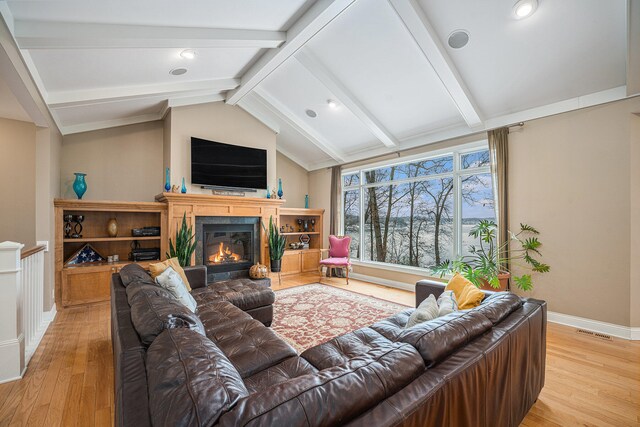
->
[319,235,352,285]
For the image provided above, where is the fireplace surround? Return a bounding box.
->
[195,216,261,282]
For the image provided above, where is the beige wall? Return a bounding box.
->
[276,152,309,208]
[509,97,640,326]
[35,126,62,310]
[61,121,163,202]
[167,102,276,196]
[629,113,640,327]
[0,117,36,247]
[309,167,332,248]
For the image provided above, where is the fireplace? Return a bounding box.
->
[195,216,261,282]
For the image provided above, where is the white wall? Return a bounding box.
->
[276,152,309,208]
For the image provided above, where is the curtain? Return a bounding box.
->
[488,127,509,274]
[329,166,342,236]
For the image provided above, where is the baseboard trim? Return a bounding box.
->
[350,273,415,293]
[548,311,639,340]
[25,304,57,365]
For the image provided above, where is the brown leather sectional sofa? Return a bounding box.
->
[112,265,546,427]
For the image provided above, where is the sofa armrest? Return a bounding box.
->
[184,265,207,289]
[415,279,447,307]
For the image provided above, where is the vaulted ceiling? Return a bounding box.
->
[1,0,637,170]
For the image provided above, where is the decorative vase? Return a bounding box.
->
[72,173,87,199]
[270,258,282,273]
[277,178,283,199]
[249,263,268,279]
[266,185,271,199]
[164,168,171,192]
[107,218,118,237]
[305,194,309,209]
[181,177,187,193]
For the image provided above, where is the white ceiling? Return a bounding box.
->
[0,0,635,170]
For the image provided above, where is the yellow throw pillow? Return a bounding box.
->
[149,258,192,292]
[445,273,484,310]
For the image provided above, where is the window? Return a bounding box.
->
[341,144,495,270]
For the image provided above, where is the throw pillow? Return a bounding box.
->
[437,290,458,317]
[149,258,192,292]
[406,294,439,328]
[155,267,197,312]
[445,273,484,310]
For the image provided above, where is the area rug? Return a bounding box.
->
[271,284,410,352]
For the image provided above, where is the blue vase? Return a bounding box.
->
[181,177,187,193]
[305,194,309,209]
[277,178,283,199]
[266,185,271,199]
[72,173,87,199]
[164,168,171,192]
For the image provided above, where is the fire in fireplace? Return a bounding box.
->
[209,242,243,264]
[204,231,251,267]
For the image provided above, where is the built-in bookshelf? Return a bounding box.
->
[54,199,167,307]
[278,208,324,276]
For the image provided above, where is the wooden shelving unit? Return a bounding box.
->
[54,199,167,308]
[278,208,324,276]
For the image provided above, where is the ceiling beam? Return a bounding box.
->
[14,21,285,49]
[226,0,357,105]
[47,78,239,108]
[295,50,398,148]
[60,112,163,135]
[251,89,346,163]
[237,95,281,134]
[627,0,640,96]
[388,0,483,129]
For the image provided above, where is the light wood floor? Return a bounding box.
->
[0,273,638,426]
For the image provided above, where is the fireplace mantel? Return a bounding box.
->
[156,192,286,266]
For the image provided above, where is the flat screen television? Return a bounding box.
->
[191,137,267,191]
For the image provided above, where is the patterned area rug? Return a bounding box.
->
[271,284,410,352]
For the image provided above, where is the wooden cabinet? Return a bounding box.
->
[281,251,302,275]
[54,199,167,308]
[278,208,324,276]
[301,250,320,272]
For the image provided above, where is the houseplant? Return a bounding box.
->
[263,215,286,272]
[431,220,550,291]
[166,212,197,267]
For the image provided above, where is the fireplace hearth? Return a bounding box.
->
[195,216,261,282]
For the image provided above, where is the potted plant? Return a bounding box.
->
[263,215,286,272]
[166,212,197,267]
[431,220,550,291]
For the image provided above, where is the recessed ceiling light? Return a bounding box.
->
[327,99,338,109]
[180,49,197,59]
[170,67,188,76]
[448,30,469,49]
[305,109,317,118]
[513,0,538,19]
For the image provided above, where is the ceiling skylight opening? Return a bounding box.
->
[513,0,538,19]
[180,49,197,59]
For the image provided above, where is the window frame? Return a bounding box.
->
[341,140,493,272]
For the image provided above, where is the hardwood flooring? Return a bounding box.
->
[0,273,638,426]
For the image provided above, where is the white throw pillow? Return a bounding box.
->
[154,267,197,313]
[437,290,458,317]
[406,294,439,328]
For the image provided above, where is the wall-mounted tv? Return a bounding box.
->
[191,137,267,191]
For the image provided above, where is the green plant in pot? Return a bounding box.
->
[431,220,550,291]
[166,212,197,267]
[263,215,286,272]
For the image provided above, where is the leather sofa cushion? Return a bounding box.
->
[301,327,394,370]
[208,318,297,378]
[243,356,318,394]
[218,343,424,427]
[192,278,275,311]
[130,290,205,347]
[119,263,155,287]
[197,301,253,337]
[474,292,523,324]
[146,328,249,427]
[125,282,173,306]
[372,310,493,367]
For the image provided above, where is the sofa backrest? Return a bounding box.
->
[218,343,424,427]
[146,328,249,427]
